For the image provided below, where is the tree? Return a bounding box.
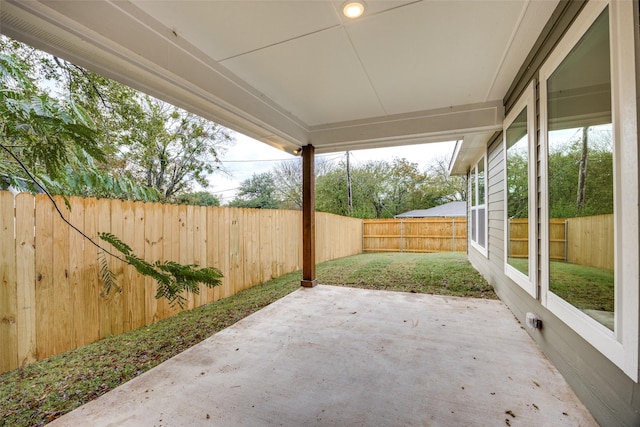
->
[576,126,589,211]
[0,47,221,306]
[316,166,349,215]
[351,160,390,218]
[173,191,221,206]
[1,36,158,200]
[1,35,233,201]
[414,156,467,208]
[119,96,233,200]
[316,159,389,218]
[548,126,613,219]
[271,156,334,210]
[0,52,100,190]
[506,150,529,218]
[271,159,303,209]
[384,158,425,217]
[229,172,281,209]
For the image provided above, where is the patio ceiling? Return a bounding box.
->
[1,0,557,156]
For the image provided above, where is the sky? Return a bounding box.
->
[208,134,457,204]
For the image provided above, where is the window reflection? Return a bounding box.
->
[470,158,486,250]
[477,160,485,248]
[506,108,529,276]
[547,8,614,330]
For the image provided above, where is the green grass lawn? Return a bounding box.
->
[319,252,495,297]
[507,257,529,275]
[0,252,492,427]
[549,260,614,312]
[508,257,613,313]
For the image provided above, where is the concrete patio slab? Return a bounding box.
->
[49,285,597,426]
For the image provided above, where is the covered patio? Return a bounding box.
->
[0,0,553,287]
[49,285,595,426]
[3,0,638,423]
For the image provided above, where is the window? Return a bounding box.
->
[540,0,638,380]
[470,155,487,255]
[504,81,536,297]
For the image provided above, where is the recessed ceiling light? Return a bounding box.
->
[342,1,365,19]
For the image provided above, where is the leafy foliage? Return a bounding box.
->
[118,97,233,200]
[98,232,223,308]
[0,53,100,181]
[229,172,281,209]
[313,154,466,219]
[0,44,158,201]
[548,126,613,218]
[172,191,221,206]
[98,250,119,295]
[271,157,333,209]
[506,150,529,219]
[1,36,232,201]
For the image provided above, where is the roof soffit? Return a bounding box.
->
[2,0,558,155]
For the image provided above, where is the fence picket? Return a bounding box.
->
[192,205,206,307]
[82,198,100,345]
[69,197,85,349]
[35,195,54,359]
[109,200,125,336]
[0,192,17,372]
[15,193,36,366]
[363,218,467,253]
[144,203,162,325]
[121,200,136,331]
[51,196,72,355]
[97,197,112,339]
[131,202,146,328]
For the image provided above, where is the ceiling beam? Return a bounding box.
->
[308,101,504,153]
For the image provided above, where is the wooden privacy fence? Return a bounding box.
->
[507,214,613,270]
[0,192,363,374]
[363,218,467,253]
[566,214,614,270]
[506,218,567,261]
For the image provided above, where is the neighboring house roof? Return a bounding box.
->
[395,201,466,218]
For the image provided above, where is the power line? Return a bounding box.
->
[210,187,240,193]
[220,158,297,163]
[219,153,342,163]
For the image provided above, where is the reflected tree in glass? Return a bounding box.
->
[506,108,529,276]
[546,8,614,330]
[476,159,485,248]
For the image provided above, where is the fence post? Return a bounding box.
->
[399,219,404,252]
[452,218,455,252]
[506,218,510,258]
[564,220,568,262]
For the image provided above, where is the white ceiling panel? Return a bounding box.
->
[347,0,525,115]
[132,0,340,61]
[483,0,558,101]
[222,26,386,126]
[2,0,560,154]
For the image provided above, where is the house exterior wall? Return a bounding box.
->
[467,1,640,425]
